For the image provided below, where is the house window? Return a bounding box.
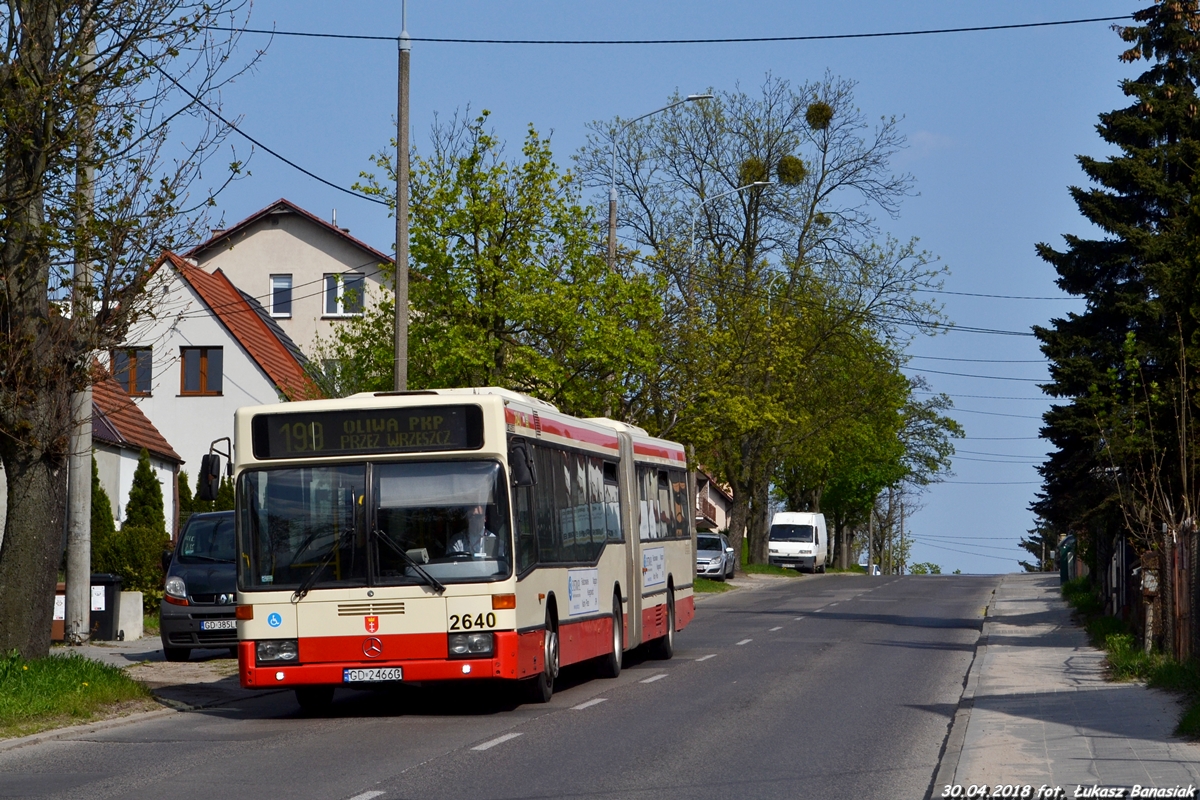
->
[270,275,292,318]
[180,347,223,396]
[324,273,365,316]
[112,347,152,396]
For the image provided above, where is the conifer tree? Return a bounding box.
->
[125,448,166,535]
[91,456,116,542]
[1036,1,1200,565]
[177,470,193,518]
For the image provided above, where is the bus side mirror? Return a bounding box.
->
[197,454,221,501]
[509,441,537,487]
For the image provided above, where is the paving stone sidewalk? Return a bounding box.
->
[945,572,1200,794]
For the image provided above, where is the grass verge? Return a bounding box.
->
[694,577,734,593]
[0,651,154,739]
[1062,577,1200,737]
[741,563,805,577]
[143,610,160,636]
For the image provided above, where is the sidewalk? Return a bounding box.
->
[56,634,268,710]
[943,573,1200,792]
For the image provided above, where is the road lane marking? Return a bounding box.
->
[572,698,607,710]
[473,733,523,751]
[793,616,803,621]
[696,654,717,662]
[640,673,667,683]
[828,602,838,606]
[769,626,782,631]
[348,793,385,800]
[736,638,752,645]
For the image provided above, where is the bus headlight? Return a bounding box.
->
[448,632,493,658]
[256,639,299,664]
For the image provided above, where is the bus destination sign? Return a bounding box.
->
[251,404,484,459]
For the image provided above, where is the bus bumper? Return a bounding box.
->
[237,630,535,689]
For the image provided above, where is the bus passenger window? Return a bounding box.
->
[603,462,621,541]
[514,486,537,573]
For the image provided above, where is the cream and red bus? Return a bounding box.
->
[229,387,695,711]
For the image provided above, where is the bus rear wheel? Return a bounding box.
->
[597,592,623,679]
[648,588,675,660]
[525,612,558,703]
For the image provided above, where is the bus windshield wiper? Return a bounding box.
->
[372,529,445,595]
[290,531,351,603]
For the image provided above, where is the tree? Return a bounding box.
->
[316,111,663,418]
[125,449,165,534]
[90,455,116,544]
[1019,518,1059,573]
[1034,2,1200,584]
[909,562,941,575]
[578,75,947,569]
[177,470,192,518]
[0,2,251,656]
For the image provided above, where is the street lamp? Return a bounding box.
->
[689,181,774,257]
[607,93,713,270]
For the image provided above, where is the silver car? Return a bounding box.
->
[696,533,735,580]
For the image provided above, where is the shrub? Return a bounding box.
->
[125,448,165,533]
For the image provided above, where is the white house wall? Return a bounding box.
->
[193,213,387,354]
[93,443,177,534]
[121,269,285,478]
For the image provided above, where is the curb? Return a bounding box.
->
[927,577,1002,798]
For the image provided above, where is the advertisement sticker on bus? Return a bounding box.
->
[567,569,600,616]
[642,547,666,588]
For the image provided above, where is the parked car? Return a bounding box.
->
[160,511,237,661]
[696,532,736,580]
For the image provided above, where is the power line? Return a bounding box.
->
[914,391,1044,401]
[210,15,1131,46]
[143,55,388,207]
[904,366,1044,382]
[908,536,1018,553]
[952,408,1042,419]
[911,540,1019,562]
[953,455,1041,464]
[918,289,1080,300]
[941,480,1041,485]
[956,448,1045,458]
[909,355,1046,364]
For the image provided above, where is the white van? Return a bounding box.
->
[768,512,828,573]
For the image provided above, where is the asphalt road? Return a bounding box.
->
[0,573,998,800]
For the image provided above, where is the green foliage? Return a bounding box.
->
[177,470,192,517]
[0,651,150,738]
[1019,518,1058,572]
[738,156,769,185]
[1062,576,1104,618]
[325,112,663,417]
[909,562,941,575]
[190,474,234,514]
[805,101,833,130]
[694,577,735,593]
[92,525,170,612]
[90,457,116,544]
[776,154,807,185]
[124,449,165,534]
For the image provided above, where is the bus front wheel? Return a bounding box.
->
[525,611,558,703]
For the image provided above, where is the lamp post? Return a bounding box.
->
[607,93,712,270]
[689,181,773,257]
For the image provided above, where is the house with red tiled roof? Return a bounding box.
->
[111,250,321,483]
[91,373,184,536]
[185,198,393,353]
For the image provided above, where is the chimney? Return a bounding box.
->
[332,208,337,227]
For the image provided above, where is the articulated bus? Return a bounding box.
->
[230,387,695,711]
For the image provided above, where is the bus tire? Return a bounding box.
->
[649,587,675,660]
[525,610,558,703]
[597,591,623,679]
[295,686,335,715]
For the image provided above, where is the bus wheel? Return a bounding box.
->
[597,592,623,679]
[525,612,558,703]
[649,588,675,660]
[295,686,335,715]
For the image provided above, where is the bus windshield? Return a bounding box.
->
[238,461,512,591]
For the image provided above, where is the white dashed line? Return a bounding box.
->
[793,616,804,621]
[348,792,385,800]
[736,638,752,646]
[828,602,838,607]
[696,654,717,662]
[640,673,668,684]
[473,733,523,751]
[572,698,607,710]
[769,626,782,632]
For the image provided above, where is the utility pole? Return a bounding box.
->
[899,499,905,576]
[66,34,97,645]
[393,0,411,392]
[868,505,876,576]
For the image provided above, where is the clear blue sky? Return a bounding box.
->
[194,1,1137,574]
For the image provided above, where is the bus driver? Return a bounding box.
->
[447,504,499,558]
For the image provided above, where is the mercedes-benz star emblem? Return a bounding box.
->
[363,637,383,658]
